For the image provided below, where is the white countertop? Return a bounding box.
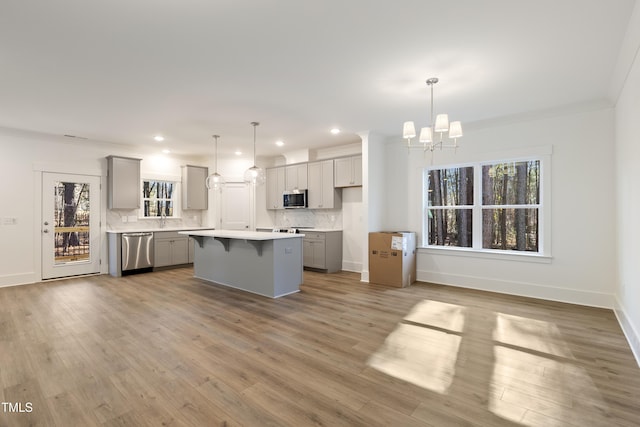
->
[106,226,214,234]
[256,227,342,233]
[180,230,304,240]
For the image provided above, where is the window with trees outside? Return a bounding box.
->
[425,159,542,254]
[142,180,176,218]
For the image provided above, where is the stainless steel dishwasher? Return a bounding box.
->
[121,232,154,272]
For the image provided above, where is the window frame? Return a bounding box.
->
[424,164,475,248]
[139,176,182,219]
[422,152,551,259]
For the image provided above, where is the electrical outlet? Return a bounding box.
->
[128,216,137,222]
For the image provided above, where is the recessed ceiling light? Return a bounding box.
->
[154,135,165,142]
[330,128,341,135]
[235,150,242,156]
[162,149,171,154]
[275,140,284,147]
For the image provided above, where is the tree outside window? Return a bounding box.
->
[142,180,175,218]
[426,167,473,248]
[424,159,542,253]
[482,161,540,252]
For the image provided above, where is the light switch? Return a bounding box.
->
[122,216,128,223]
[3,218,17,226]
[285,247,292,254]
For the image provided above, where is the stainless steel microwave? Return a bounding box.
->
[283,189,308,209]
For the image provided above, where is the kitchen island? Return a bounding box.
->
[180,230,304,298]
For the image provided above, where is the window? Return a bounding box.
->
[482,161,540,252]
[426,167,474,247]
[142,180,176,218]
[424,158,544,255]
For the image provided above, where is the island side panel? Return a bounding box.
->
[272,237,304,297]
[194,237,302,298]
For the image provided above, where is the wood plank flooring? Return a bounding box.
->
[1,268,639,426]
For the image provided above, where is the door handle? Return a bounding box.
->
[43,229,49,233]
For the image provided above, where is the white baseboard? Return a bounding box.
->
[341,261,362,273]
[0,272,37,288]
[614,295,640,368]
[417,269,614,309]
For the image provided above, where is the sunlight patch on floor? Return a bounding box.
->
[367,299,612,426]
[367,300,464,393]
[488,313,609,425]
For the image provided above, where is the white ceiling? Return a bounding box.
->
[0,0,636,159]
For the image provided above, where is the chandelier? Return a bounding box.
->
[402,77,463,152]
[206,135,225,190]
[243,121,266,185]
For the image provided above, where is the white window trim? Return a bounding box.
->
[422,151,551,259]
[139,177,182,219]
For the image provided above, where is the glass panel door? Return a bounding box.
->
[53,181,91,264]
[42,173,101,279]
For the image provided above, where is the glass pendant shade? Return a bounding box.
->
[243,165,266,185]
[206,134,225,190]
[244,122,265,186]
[206,172,225,190]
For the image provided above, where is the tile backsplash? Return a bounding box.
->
[270,209,343,230]
[107,209,204,230]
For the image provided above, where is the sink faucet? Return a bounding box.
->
[160,206,167,228]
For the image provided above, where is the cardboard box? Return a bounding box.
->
[369,232,416,287]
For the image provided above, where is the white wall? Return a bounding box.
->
[0,127,206,287]
[384,108,617,308]
[614,32,640,362]
[341,187,363,272]
[361,132,387,281]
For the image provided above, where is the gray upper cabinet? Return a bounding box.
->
[285,163,308,191]
[308,160,341,209]
[334,155,362,187]
[182,165,208,210]
[107,155,141,209]
[266,167,286,210]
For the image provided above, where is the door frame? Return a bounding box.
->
[219,181,251,230]
[33,163,107,281]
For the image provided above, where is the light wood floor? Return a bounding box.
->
[1,268,639,426]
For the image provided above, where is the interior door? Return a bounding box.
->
[42,172,101,279]
[220,182,250,230]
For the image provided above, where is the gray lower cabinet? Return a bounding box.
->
[303,231,342,273]
[154,231,190,267]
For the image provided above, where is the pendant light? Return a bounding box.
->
[243,121,266,185]
[206,135,226,190]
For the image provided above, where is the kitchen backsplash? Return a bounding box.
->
[270,209,343,230]
[107,209,204,230]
